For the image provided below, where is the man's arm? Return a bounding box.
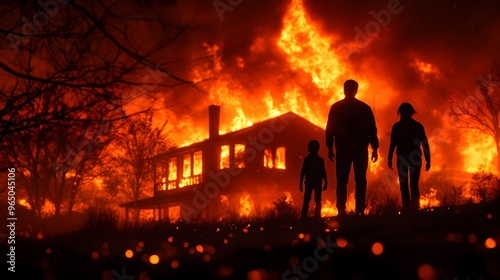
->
[325,106,335,162]
[367,107,379,162]
[367,107,379,151]
[321,158,328,191]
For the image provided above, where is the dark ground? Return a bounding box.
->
[3,201,500,280]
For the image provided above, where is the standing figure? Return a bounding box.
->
[325,79,379,216]
[388,102,431,213]
[299,140,328,219]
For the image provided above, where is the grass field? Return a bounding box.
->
[3,200,500,280]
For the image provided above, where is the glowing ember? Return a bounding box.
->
[485,238,497,249]
[371,242,384,256]
[125,250,133,258]
[149,255,160,265]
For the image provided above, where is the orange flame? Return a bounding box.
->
[239,193,254,217]
[419,188,441,209]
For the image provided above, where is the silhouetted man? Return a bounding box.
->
[325,79,379,216]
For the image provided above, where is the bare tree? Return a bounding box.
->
[0,0,209,213]
[0,0,206,138]
[102,114,173,221]
[448,63,500,172]
[0,85,116,216]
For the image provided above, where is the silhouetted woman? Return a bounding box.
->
[388,103,431,213]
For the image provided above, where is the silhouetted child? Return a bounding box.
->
[388,102,431,213]
[299,140,328,219]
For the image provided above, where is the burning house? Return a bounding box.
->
[119,105,333,221]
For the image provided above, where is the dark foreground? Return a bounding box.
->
[4,202,500,280]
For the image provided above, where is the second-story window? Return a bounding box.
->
[167,158,177,190]
[263,148,273,168]
[263,147,286,169]
[183,154,191,178]
[275,147,286,169]
[220,145,230,169]
[168,158,177,181]
[193,151,203,175]
[235,144,246,168]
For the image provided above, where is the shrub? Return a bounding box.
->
[82,207,119,230]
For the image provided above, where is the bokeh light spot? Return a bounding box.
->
[371,242,384,256]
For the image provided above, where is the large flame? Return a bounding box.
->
[149,0,499,219]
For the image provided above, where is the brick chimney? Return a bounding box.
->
[208,105,220,139]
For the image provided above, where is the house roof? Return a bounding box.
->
[151,111,321,160]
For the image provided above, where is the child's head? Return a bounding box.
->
[308,140,320,153]
[398,102,416,118]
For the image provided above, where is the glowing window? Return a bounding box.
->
[168,206,180,222]
[220,145,230,169]
[183,154,191,178]
[235,144,246,168]
[193,151,203,175]
[275,147,286,169]
[161,177,167,191]
[168,158,177,181]
[263,148,273,168]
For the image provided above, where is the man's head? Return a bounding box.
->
[308,140,320,153]
[343,79,358,98]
